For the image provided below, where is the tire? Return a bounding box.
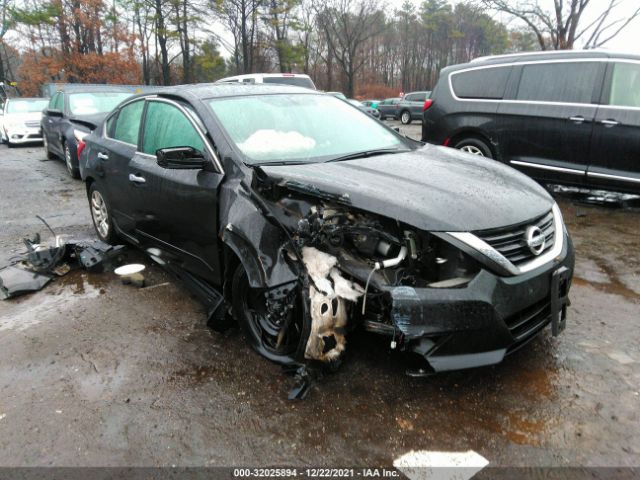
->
[7,141,14,148]
[232,265,305,365]
[63,140,80,179]
[379,113,386,121]
[453,137,493,158]
[400,110,412,125]
[88,183,118,244]
[43,135,56,160]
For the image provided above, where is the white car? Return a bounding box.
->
[1,97,49,147]
[215,73,316,90]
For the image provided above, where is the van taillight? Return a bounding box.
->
[423,99,433,111]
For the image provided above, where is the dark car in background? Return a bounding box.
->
[397,90,431,124]
[377,97,401,120]
[79,83,573,375]
[42,86,135,178]
[422,50,640,194]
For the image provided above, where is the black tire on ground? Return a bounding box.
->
[43,135,56,160]
[88,182,118,244]
[400,110,412,125]
[453,137,493,158]
[63,140,80,179]
[231,265,306,365]
[7,142,15,148]
[379,113,386,120]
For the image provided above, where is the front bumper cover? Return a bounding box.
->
[378,235,574,372]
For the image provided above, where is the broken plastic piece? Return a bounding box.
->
[114,264,146,287]
[0,266,52,300]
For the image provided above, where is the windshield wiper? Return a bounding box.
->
[324,148,410,163]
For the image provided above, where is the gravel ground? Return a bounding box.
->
[0,140,638,471]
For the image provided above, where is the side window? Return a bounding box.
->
[113,100,144,145]
[608,62,640,108]
[48,93,58,110]
[452,66,511,99]
[516,62,600,104]
[54,93,64,111]
[142,101,205,155]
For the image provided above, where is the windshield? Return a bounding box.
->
[68,92,132,115]
[6,99,48,114]
[262,76,316,89]
[208,94,408,165]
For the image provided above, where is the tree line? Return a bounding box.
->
[0,0,637,97]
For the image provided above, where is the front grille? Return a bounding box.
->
[25,121,40,128]
[505,298,551,349]
[474,210,555,267]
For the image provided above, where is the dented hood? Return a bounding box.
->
[259,144,554,232]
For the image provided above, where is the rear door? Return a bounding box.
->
[497,60,605,184]
[587,61,640,191]
[128,98,224,283]
[99,99,146,233]
[408,92,428,118]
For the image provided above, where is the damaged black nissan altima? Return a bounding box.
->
[80,83,574,374]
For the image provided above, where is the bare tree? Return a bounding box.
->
[481,0,640,50]
[316,0,384,97]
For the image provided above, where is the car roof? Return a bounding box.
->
[217,73,312,81]
[456,49,640,69]
[7,97,47,101]
[53,85,150,94]
[136,83,321,101]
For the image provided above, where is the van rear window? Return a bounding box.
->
[451,67,511,99]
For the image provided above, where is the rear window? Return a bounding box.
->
[516,62,600,104]
[451,66,511,99]
[262,76,315,89]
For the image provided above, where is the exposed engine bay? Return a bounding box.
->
[261,187,482,365]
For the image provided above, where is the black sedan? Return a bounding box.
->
[42,86,134,178]
[80,84,574,374]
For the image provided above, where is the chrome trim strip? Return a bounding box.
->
[510,160,585,175]
[446,203,565,276]
[587,171,640,183]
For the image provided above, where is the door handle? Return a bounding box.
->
[97,152,109,160]
[568,116,585,124]
[129,173,146,184]
[600,119,619,127]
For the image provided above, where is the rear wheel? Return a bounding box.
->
[89,183,118,244]
[64,140,80,179]
[232,265,305,365]
[454,137,493,158]
[400,110,412,125]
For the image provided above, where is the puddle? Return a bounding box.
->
[0,271,105,331]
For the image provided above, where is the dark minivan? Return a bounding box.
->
[422,50,640,194]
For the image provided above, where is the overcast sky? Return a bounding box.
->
[386,0,640,53]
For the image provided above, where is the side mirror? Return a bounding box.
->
[46,109,63,118]
[156,146,208,170]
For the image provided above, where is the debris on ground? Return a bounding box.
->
[0,216,127,300]
[114,264,146,287]
[549,184,640,209]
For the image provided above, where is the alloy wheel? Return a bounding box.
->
[401,112,411,124]
[460,145,485,156]
[64,143,73,173]
[91,190,110,239]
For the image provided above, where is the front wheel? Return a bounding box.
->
[43,135,56,160]
[64,141,80,179]
[400,110,412,125]
[232,265,305,365]
[454,137,493,158]
[88,183,118,244]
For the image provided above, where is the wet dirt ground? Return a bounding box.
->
[0,140,638,469]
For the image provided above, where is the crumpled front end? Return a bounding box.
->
[233,171,574,373]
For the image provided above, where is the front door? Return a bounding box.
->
[128,99,224,283]
[497,61,605,185]
[587,61,640,192]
